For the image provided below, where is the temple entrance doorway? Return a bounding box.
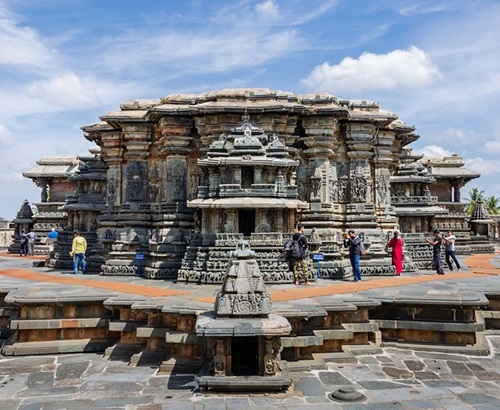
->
[239,210,255,237]
[231,336,259,375]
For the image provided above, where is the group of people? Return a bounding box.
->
[18,229,36,257]
[425,229,461,275]
[17,228,87,275]
[289,224,462,285]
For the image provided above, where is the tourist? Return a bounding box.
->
[70,231,87,274]
[426,229,444,275]
[27,228,36,256]
[443,230,461,271]
[291,223,311,286]
[343,230,364,282]
[19,229,28,256]
[46,228,59,253]
[387,230,405,276]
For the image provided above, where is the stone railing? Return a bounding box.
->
[198,184,298,199]
[390,196,438,205]
[214,233,243,247]
[250,233,283,246]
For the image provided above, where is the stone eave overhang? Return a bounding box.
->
[188,197,309,209]
[431,167,481,179]
[390,175,435,183]
[70,173,107,181]
[62,204,106,211]
[398,133,419,146]
[392,206,448,216]
[198,157,298,167]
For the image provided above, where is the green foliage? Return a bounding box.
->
[485,195,500,215]
[464,188,485,215]
[464,188,500,216]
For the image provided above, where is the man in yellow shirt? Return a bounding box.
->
[70,231,87,274]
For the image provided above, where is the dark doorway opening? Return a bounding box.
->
[241,167,254,189]
[238,210,255,237]
[231,337,259,375]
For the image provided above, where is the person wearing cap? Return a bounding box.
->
[426,229,444,275]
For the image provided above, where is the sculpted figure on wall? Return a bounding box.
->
[377,171,390,205]
[351,175,367,203]
[127,161,146,202]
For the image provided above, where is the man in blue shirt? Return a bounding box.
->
[46,228,59,253]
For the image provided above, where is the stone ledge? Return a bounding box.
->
[381,331,490,356]
[197,373,292,392]
[313,328,353,340]
[108,321,140,332]
[376,319,484,332]
[2,338,116,356]
[342,342,383,356]
[10,318,109,330]
[343,322,379,332]
[281,334,323,348]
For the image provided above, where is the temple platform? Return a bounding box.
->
[1,251,500,388]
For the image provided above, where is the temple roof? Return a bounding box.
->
[23,157,80,179]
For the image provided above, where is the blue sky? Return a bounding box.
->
[1,0,499,219]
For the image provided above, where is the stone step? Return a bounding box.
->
[10,318,109,330]
[2,338,116,356]
[104,342,146,360]
[342,342,383,356]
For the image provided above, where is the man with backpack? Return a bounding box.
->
[289,223,311,286]
[19,229,28,257]
[343,229,364,282]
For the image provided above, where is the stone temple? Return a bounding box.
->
[14,88,492,281]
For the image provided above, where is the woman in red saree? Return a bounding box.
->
[388,231,404,275]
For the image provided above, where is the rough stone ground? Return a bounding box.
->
[0,252,499,409]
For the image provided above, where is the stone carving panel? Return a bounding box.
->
[126,161,147,202]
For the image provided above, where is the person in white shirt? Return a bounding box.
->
[443,230,461,271]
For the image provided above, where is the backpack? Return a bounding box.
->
[284,237,303,260]
[360,242,366,256]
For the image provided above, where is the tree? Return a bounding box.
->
[464,188,485,215]
[485,195,500,215]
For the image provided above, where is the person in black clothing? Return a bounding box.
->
[292,223,310,286]
[426,229,444,275]
[343,229,363,282]
[19,229,29,256]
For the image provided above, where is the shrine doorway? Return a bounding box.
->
[238,210,255,237]
[231,336,259,375]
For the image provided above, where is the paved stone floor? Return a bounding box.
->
[1,252,500,409]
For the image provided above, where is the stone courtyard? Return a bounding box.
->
[1,251,500,409]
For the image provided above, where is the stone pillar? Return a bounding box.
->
[345,122,377,228]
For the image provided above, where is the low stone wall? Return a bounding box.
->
[2,286,498,375]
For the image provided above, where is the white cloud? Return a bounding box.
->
[398,1,454,17]
[465,157,499,176]
[101,29,305,76]
[484,140,500,154]
[26,73,100,108]
[414,145,453,158]
[301,46,441,95]
[256,0,279,18]
[0,122,13,146]
[0,5,54,68]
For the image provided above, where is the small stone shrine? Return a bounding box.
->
[196,240,291,391]
[179,113,308,284]
[7,200,34,255]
